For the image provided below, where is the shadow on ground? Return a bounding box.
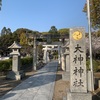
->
[0,61,58,100]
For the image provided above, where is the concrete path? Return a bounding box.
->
[0,61,58,100]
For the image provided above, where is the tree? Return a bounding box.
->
[0,0,2,10]
[37,44,43,61]
[49,26,58,34]
[7,28,12,34]
[1,27,6,35]
[1,27,12,36]
[20,32,28,46]
[86,32,100,59]
[48,26,59,37]
[49,26,59,37]
[0,28,41,56]
[0,33,19,56]
[83,0,100,29]
[95,30,100,37]
[58,28,69,38]
[48,26,59,43]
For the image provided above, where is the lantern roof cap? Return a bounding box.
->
[8,41,21,49]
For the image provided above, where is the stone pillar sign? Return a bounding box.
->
[67,28,92,100]
[70,28,87,92]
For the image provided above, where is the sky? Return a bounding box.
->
[0,0,88,33]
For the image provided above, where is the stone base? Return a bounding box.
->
[67,92,92,100]
[63,96,67,100]
[6,70,25,80]
[62,71,70,81]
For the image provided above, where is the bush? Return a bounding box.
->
[0,59,12,72]
[86,59,100,72]
[21,57,33,66]
[0,57,33,73]
[21,57,33,70]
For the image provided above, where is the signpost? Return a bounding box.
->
[67,27,92,100]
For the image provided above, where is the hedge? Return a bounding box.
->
[0,59,12,72]
[1,57,99,73]
[0,57,33,72]
[21,57,32,66]
[21,57,33,70]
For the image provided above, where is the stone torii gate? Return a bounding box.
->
[42,45,61,63]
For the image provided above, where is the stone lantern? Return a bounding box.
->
[64,46,70,72]
[7,41,25,80]
[62,46,70,81]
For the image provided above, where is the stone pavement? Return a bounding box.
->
[0,61,58,100]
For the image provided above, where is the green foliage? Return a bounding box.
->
[0,59,12,72]
[0,57,33,73]
[37,45,43,61]
[53,51,58,55]
[13,28,32,35]
[52,38,59,42]
[0,0,2,10]
[58,28,69,38]
[0,28,38,56]
[96,30,100,37]
[49,26,58,34]
[83,0,100,29]
[86,59,100,72]
[1,27,12,36]
[42,32,49,35]
[20,32,28,46]
[21,57,33,66]
[0,32,20,55]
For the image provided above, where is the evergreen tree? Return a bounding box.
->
[0,0,2,10]
[83,0,100,29]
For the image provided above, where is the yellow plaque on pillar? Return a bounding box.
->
[72,31,82,40]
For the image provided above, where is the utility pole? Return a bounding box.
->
[87,0,94,91]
